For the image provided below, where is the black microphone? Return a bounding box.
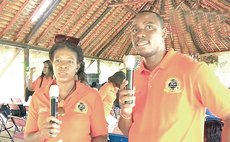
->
[124,55,136,104]
[49,84,59,117]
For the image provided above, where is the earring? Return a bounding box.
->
[75,74,78,80]
[53,75,56,80]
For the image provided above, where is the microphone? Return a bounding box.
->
[124,55,136,104]
[49,84,59,117]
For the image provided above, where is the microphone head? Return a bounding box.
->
[49,84,59,98]
[124,55,136,69]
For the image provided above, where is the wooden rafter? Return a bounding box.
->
[13,0,47,41]
[33,0,76,45]
[109,0,151,7]
[0,0,29,38]
[25,0,61,43]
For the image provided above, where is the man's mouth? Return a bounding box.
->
[136,41,149,47]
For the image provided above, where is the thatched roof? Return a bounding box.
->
[0,0,229,62]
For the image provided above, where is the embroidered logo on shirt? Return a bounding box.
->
[164,78,182,93]
[74,101,88,113]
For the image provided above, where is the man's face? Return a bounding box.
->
[131,12,165,57]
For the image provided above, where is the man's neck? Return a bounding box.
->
[143,49,167,71]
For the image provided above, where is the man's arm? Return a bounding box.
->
[222,113,230,142]
[118,109,132,136]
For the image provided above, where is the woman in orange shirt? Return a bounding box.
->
[25,60,53,102]
[28,60,53,91]
[24,35,107,142]
[99,71,125,133]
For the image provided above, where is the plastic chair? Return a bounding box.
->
[9,115,26,141]
[0,111,14,140]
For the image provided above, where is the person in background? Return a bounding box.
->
[27,60,53,91]
[118,11,230,142]
[25,60,53,102]
[24,35,107,142]
[204,109,224,142]
[90,81,99,91]
[99,71,125,133]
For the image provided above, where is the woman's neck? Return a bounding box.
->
[57,80,76,101]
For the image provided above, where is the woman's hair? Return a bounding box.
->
[108,71,125,88]
[49,41,88,84]
[41,60,53,77]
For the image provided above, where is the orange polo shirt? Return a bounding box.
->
[129,48,230,142]
[32,76,53,90]
[25,81,107,142]
[99,82,117,117]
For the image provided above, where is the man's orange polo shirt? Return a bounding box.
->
[25,81,107,142]
[129,48,230,142]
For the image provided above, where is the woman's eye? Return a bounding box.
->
[68,60,74,64]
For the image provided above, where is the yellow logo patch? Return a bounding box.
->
[164,77,182,93]
[74,101,88,113]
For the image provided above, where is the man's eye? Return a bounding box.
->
[55,59,61,62]
[146,25,153,29]
[132,28,137,33]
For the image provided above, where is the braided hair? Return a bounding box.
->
[204,118,224,142]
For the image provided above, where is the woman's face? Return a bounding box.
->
[52,47,79,83]
[42,63,49,75]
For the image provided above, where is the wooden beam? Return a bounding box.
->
[33,0,75,45]
[13,0,47,41]
[25,0,61,43]
[109,0,151,7]
[0,0,29,38]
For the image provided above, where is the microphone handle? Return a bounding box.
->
[125,69,133,104]
[50,97,58,117]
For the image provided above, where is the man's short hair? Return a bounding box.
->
[138,10,164,28]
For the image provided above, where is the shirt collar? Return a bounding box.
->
[137,48,176,74]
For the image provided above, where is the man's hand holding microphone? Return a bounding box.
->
[119,55,136,120]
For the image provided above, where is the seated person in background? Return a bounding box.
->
[99,71,126,133]
[24,35,107,142]
[204,109,224,142]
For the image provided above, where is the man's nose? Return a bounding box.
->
[136,30,146,38]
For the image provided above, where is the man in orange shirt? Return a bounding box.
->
[118,11,230,142]
[24,35,107,142]
[99,71,125,133]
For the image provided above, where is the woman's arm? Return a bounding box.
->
[222,114,230,142]
[25,117,61,142]
[24,131,45,142]
[92,135,107,142]
[28,67,36,91]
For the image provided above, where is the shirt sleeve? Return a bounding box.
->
[90,93,108,137]
[194,63,230,119]
[24,92,39,137]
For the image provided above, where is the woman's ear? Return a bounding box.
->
[76,64,80,71]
